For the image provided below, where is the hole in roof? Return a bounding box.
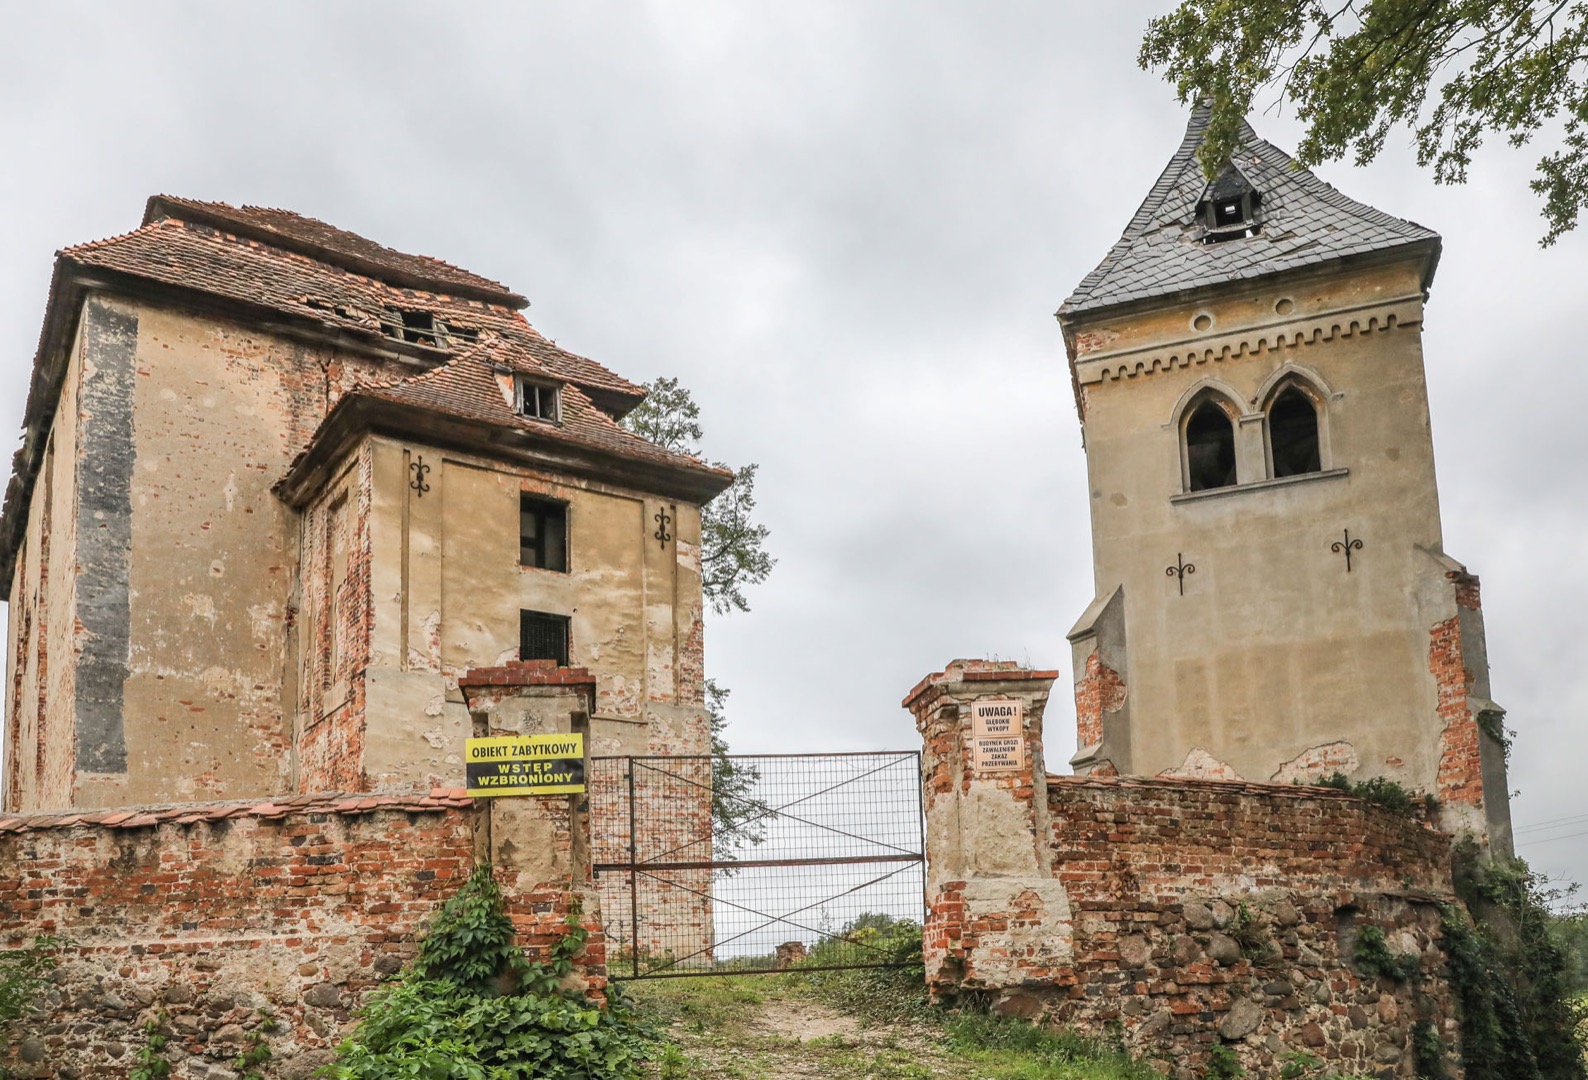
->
[1192,312,1214,332]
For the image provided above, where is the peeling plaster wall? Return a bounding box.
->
[303,435,711,793]
[6,295,416,810]
[1066,258,1497,818]
[4,313,88,812]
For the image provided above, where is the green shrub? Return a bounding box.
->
[1443,841,1588,1080]
[1353,925,1422,984]
[325,865,655,1080]
[0,935,66,1028]
[1313,772,1437,816]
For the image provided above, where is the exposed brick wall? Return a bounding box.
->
[1431,569,1484,810]
[1072,649,1125,752]
[0,790,601,1076]
[298,444,374,793]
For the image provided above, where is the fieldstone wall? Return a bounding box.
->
[0,789,603,1077]
[910,659,1462,1079]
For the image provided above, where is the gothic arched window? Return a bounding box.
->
[1269,386,1322,478]
[1185,400,1237,491]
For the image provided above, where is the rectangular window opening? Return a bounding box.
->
[520,610,570,667]
[516,377,561,422]
[520,495,568,572]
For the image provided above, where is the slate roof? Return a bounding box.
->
[1060,107,1440,318]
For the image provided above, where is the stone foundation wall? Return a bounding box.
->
[0,790,601,1077]
[911,659,1462,1080]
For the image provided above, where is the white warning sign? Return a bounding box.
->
[971,735,1026,773]
[970,699,1023,737]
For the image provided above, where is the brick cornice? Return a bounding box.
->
[0,788,474,836]
[457,659,597,691]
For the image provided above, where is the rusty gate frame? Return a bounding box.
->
[591,750,926,980]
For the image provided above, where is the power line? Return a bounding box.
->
[1512,811,1588,834]
[1515,827,1588,847]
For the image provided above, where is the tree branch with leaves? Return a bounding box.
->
[1140,0,1588,244]
[622,377,775,851]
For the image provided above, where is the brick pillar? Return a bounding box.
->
[904,660,1073,1006]
[458,659,605,994]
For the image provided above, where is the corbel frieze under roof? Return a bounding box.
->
[1071,293,1425,388]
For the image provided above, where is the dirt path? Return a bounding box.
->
[631,975,962,1080]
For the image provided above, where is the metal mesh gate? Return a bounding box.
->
[589,751,924,979]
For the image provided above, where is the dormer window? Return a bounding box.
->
[1199,164,1261,242]
[516,377,561,422]
[378,309,479,349]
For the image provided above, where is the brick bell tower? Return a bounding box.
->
[1056,107,1512,849]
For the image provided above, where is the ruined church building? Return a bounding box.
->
[0,105,1517,1074]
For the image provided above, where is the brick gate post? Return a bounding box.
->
[458,659,606,994]
[904,659,1070,1005]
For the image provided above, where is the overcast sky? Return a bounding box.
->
[2,2,1584,893]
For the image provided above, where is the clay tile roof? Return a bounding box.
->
[58,210,645,410]
[345,341,734,486]
[144,196,525,306]
[1060,106,1441,319]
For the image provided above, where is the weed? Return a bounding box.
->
[1206,1043,1244,1078]
[1353,925,1422,983]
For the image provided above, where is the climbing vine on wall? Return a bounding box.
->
[1442,841,1587,1080]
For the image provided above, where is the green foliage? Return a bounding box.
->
[130,1017,173,1080]
[1553,910,1588,995]
[1442,840,1588,1080]
[1476,709,1513,766]
[1313,772,1437,816]
[0,935,65,1029]
[1413,1019,1448,1079]
[326,865,655,1080]
[1229,902,1278,965]
[705,678,773,862]
[1277,1050,1378,1079]
[620,376,774,616]
[939,1009,1158,1080]
[1354,925,1423,983]
[1206,1043,1244,1079]
[1138,0,1588,244]
[234,1028,272,1080]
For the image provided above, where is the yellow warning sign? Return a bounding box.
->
[465,734,585,797]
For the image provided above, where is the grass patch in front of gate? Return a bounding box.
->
[630,969,1158,1079]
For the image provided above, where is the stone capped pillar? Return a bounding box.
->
[457,659,605,993]
[904,660,1072,1002]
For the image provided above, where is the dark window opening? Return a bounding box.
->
[520,495,568,572]
[521,610,570,667]
[1186,401,1237,491]
[1199,164,1261,242]
[517,378,560,422]
[1270,387,1322,478]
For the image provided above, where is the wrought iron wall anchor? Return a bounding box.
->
[1331,529,1364,572]
[1165,553,1196,595]
[653,507,673,548]
[408,456,431,498]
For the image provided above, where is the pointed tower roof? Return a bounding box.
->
[1060,107,1440,318]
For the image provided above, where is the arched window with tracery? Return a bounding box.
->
[1184,399,1237,491]
[1269,385,1322,478]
